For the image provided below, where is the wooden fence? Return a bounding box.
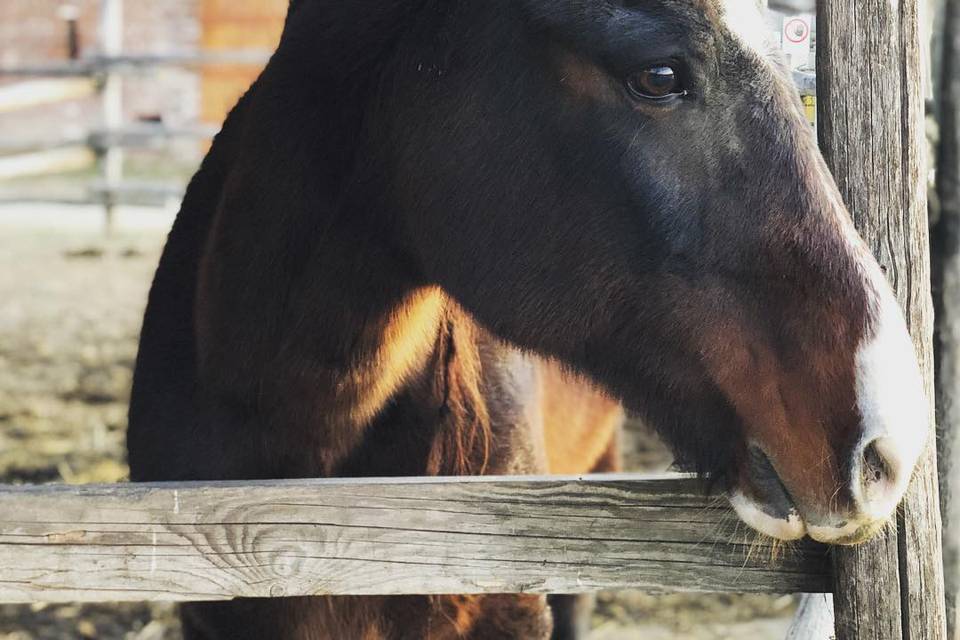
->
[0,474,830,604]
[0,1,948,639]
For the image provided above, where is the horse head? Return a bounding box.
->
[281,0,927,543]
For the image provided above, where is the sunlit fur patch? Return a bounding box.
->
[729,491,806,541]
[344,286,447,426]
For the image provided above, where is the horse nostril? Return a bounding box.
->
[854,436,913,518]
[862,439,893,486]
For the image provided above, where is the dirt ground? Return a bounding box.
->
[0,210,797,639]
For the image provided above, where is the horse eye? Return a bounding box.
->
[626,65,685,101]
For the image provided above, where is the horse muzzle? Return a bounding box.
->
[728,269,929,545]
[729,430,924,545]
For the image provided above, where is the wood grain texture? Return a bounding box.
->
[935,0,960,635]
[787,594,835,640]
[0,474,830,604]
[818,0,947,638]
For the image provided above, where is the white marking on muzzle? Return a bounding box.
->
[851,276,929,519]
[816,147,928,528]
[729,491,806,541]
[806,520,869,544]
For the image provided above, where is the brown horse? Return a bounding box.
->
[128,0,929,638]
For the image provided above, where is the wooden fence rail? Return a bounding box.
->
[0,474,830,604]
[0,51,274,78]
[0,78,96,114]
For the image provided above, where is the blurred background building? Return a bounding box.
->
[0,0,287,218]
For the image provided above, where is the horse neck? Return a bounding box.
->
[190,35,494,476]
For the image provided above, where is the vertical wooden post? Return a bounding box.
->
[935,0,960,636]
[818,0,947,638]
[787,594,834,640]
[57,5,81,60]
[98,0,123,235]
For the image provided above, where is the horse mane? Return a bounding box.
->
[426,305,493,477]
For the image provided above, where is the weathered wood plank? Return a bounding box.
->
[935,0,960,636]
[818,0,947,638]
[0,78,96,114]
[0,474,830,604]
[0,147,96,181]
[786,594,835,640]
